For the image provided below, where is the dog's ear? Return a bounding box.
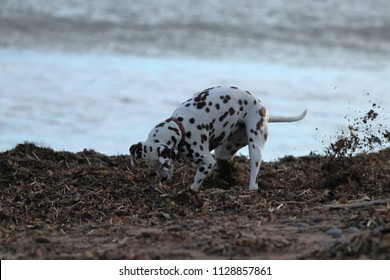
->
[129,142,143,166]
[129,142,142,157]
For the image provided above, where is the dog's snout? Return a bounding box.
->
[157,165,172,181]
[157,171,171,181]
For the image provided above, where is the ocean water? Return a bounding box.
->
[1,0,389,161]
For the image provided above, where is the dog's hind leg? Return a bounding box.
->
[246,119,268,190]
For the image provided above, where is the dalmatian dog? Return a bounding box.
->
[130,86,307,190]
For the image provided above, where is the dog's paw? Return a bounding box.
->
[190,185,200,192]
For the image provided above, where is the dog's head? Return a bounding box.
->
[129,142,177,180]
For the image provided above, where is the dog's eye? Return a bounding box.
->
[158,145,173,159]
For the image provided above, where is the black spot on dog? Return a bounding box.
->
[156,122,165,128]
[194,91,210,109]
[168,126,180,135]
[223,95,232,104]
[196,102,207,109]
[171,136,178,145]
[249,129,258,136]
[220,95,231,104]
[219,112,229,122]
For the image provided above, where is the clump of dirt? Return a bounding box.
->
[0,142,389,259]
[324,101,389,158]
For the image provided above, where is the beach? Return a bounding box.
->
[0,0,389,260]
[0,143,389,259]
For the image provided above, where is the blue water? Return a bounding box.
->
[1,0,389,160]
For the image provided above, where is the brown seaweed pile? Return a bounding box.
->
[0,142,389,259]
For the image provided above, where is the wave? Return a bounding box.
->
[1,0,390,66]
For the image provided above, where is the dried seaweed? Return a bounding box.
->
[0,142,389,259]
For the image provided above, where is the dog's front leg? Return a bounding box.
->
[191,155,216,190]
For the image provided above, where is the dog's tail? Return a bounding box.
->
[268,109,307,123]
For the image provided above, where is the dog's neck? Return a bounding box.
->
[148,118,186,150]
[165,117,186,148]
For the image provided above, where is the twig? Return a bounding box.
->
[207,189,231,196]
[32,151,41,161]
[281,190,330,205]
[328,198,390,209]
